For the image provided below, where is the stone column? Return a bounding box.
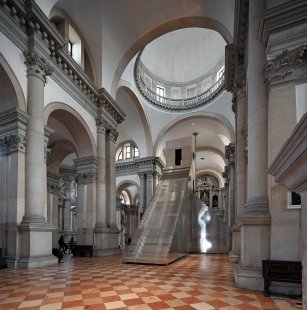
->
[62,177,72,240]
[106,128,119,229]
[230,85,247,263]
[47,172,60,248]
[102,127,120,254]
[95,118,108,230]
[18,51,57,268]
[94,117,119,255]
[139,173,146,215]
[146,172,154,204]
[74,156,97,245]
[152,172,159,195]
[222,167,230,223]
[235,86,247,219]
[226,143,236,227]
[0,109,28,268]
[235,0,271,290]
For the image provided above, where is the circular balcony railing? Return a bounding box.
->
[134,50,225,112]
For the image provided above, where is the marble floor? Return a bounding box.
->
[0,253,301,310]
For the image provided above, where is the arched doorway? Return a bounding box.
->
[45,103,96,247]
[0,56,27,266]
[116,181,140,247]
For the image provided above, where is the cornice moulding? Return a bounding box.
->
[0,0,125,125]
[259,0,307,47]
[233,0,248,57]
[116,156,164,177]
[268,113,307,193]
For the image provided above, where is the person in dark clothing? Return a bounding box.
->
[69,236,75,253]
[52,248,63,263]
[128,237,131,245]
[58,235,66,254]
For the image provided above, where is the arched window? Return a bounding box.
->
[116,142,140,161]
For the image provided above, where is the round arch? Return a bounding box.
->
[111,16,232,96]
[196,169,224,188]
[116,82,153,155]
[45,102,97,158]
[116,180,140,195]
[0,53,26,112]
[116,180,140,206]
[153,112,235,156]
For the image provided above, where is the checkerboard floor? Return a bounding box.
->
[0,253,301,309]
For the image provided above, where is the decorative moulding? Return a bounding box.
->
[268,113,307,193]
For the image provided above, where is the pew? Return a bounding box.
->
[262,260,302,297]
[71,245,93,257]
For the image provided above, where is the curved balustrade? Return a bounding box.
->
[134,51,225,111]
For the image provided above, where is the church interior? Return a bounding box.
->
[0,0,306,309]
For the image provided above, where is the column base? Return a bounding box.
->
[235,264,264,291]
[17,255,57,268]
[229,223,241,263]
[229,252,240,263]
[235,208,270,291]
[18,220,57,268]
[94,226,120,256]
[77,228,94,245]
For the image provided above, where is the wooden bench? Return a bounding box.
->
[262,260,302,296]
[71,245,93,257]
[0,248,7,268]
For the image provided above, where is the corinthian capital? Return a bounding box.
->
[96,116,108,135]
[265,44,307,86]
[0,134,27,155]
[106,127,118,143]
[23,50,53,83]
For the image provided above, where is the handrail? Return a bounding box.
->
[134,50,225,111]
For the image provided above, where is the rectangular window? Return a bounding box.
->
[156,85,165,102]
[187,87,196,98]
[287,190,301,209]
[134,147,139,158]
[125,145,131,159]
[175,148,182,166]
[217,67,224,80]
[291,192,301,205]
[68,41,73,56]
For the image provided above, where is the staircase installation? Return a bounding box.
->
[123,168,191,265]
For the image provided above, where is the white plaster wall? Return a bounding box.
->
[0,32,97,149]
[46,0,234,92]
[36,0,58,16]
[139,91,234,149]
[116,88,149,157]
[141,28,225,83]
[0,33,27,103]
[120,59,234,147]
[268,83,297,165]
[44,78,97,146]
[102,0,234,92]
[268,82,301,261]
[295,82,307,123]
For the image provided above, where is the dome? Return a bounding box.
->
[141,28,226,83]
